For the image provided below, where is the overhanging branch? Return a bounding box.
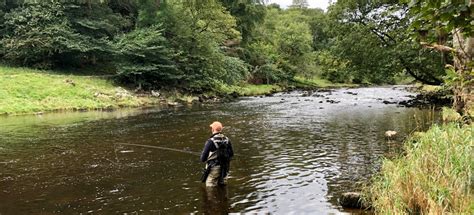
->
[420,42,456,53]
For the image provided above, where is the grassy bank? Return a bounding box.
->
[0,66,156,115]
[368,121,473,214]
[0,66,354,115]
[293,76,358,88]
[218,76,357,97]
[219,84,282,96]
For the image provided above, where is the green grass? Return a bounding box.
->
[0,66,154,115]
[217,76,356,97]
[414,83,444,93]
[393,73,416,85]
[442,107,462,123]
[368,122,473,214]
[219,83,282,96]
[293,76,358,88]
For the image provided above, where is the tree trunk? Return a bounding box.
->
[452,28,473,116]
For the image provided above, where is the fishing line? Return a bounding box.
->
[114,142,239,157]
[114,142,201,156]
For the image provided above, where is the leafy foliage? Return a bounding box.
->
[323,0,446,84]
[246,8,317,83]
[0,2,110,68]
[291,0,309,9]
[219,0,266,43]
[113,25,179,90]
[155,0,246,90]
[407,0,473,116]
[0,0,462,92]
[409,0,473,41]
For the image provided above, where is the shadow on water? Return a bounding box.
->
[0,86,441,214]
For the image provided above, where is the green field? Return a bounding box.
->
[217,76,355,97]
[219,84,282,96]
[0,66,154,115]
[0,66,366,115]
[293,76,358,88]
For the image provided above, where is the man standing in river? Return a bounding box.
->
[200,121,234,186]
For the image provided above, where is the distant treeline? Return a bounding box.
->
[0,0,451,91]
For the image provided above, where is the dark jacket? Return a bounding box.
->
[200,132,234,163]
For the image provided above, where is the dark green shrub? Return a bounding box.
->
[0,2,113,69]
[113,25,179,90]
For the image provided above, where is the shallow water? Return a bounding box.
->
[0,86,440,214]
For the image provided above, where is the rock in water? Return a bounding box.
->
[339,192,366,208]
[385,130,397,138]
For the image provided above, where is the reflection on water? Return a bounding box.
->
[0,86,440,214]
[201,186,230,214]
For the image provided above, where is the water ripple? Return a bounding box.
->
[0,86,440,214]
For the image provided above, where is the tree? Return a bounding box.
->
[408,0,473,116]
[155,0,247,90]
[0,0,139,69]
[0,0,5,37]
[219,0,266,43]
[0,2,111,68]
[290,0,309,9]
[246,7,317,82]
[113,25,180,90]
[274,10,313,77]
[324,0,446,84]
[303,8,329,51]
[267,3,281,10]
[137,0,160,27]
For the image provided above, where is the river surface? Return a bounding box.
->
[0,86,440,214]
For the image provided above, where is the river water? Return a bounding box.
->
[0,86,439,214]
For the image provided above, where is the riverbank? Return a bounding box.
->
[1,66,351,116]
[0,66,161,115]
[367,111,473,214]
[395,84,453,108]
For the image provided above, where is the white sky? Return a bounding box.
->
[267,0,331,10]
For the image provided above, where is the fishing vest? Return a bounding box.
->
[206,133,229,163]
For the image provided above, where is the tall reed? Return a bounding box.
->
[368,123,473,214]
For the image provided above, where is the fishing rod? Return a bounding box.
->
[114,142,201,156]
[114,142,239,157]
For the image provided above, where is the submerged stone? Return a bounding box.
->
[339,192,369,209]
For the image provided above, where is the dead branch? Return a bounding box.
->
[420,42,456,53]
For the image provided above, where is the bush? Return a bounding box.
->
[250,63,286,84]
[1,2,71,68]
[0,2,113,69]
[113,25,179,90]
[316,51,352,83]
[219,56,250,85]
